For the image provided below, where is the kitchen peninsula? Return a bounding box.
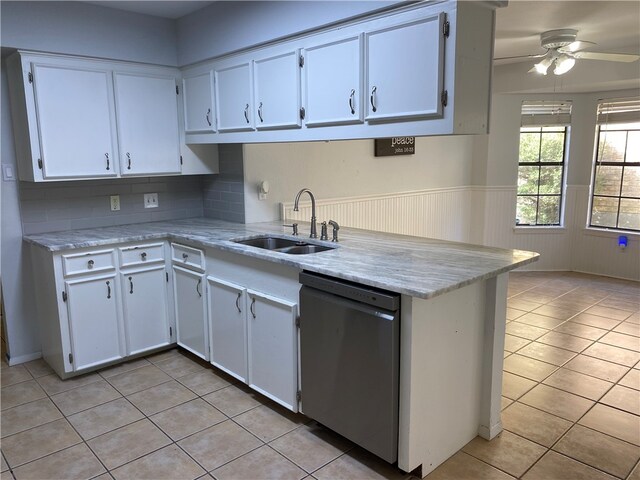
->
[25,217,538,476]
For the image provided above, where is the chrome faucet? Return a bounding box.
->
[293,188,317,238]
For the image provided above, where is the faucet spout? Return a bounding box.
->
[293,188,317,238]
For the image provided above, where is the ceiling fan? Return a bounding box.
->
[497,29,640,76]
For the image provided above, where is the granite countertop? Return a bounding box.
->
[24,217,539,299]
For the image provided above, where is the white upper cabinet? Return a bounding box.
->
[114,73,182,176]
[253,50,302,130]
[304,36,363,127]
[215,62,253,132]
[28,64,118,179]
[365,13,445,122]
[183,71,215,133]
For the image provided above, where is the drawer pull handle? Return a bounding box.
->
[105,153,110,171]
[244,104,250,124]
[87,260,94,269]
[141,252,147,261]
[206,108,212,126]
[182,253,188,262]
[235,292,242,313]
[196,279,202,298]
[106,281,111,299]
[250,297,256,319]
[129,276,134,294]
[126,152,132,170]
[370,86,377,113]
[349,89,356,115]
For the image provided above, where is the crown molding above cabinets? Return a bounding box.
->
[182,0,497,144]
[6,52,219,182]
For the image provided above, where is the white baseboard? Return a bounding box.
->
[7,351,42,366]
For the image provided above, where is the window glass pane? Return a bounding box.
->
[591,196,619,228]
[539,166,562,194]
[619,198,640,230]
[594,166,623,195]
[598,131,626,162]
[538,196,560,225]
[626,131,640,163]
[517,166,539,194]
[516,196,538,225]
[542,126,564,132]
[520,127,541,133]
[540,132,564,162]
[519,133,540,163]
[621,166,640,198]
[601,123,640,131]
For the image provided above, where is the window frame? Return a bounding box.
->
[588,123,640,233]
[516,125,568,227]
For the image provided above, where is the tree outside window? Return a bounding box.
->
[516,126,566,226]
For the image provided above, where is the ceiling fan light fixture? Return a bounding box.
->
[554,54,576,75]
[533,56,553,75]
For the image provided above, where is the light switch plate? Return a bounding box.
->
[110,195,120,211]
[2,164,15,181]
[144,193,159,208]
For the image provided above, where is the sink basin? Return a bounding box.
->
[232,236,336,255]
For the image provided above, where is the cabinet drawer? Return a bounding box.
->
[62,249,116,277]
[171,243,205,271]
[119,243,164,268]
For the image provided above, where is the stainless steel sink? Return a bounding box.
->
[232,236,336,255]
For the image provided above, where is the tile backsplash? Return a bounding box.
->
[202,144,245,223]
[19,176,206,235]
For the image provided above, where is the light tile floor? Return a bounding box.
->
[1,271,639,480]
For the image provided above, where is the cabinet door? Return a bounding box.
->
[247,290,298,411]
[365,13,444,122]
[122,266,171,356]
[304,36,363,127]
[254,51,301,130]
[207,277,247,382]
[173,265,208,360]
[214,62,253,132]
[31,64,117,179]
[183,71,215,133]
[65,273,124,371]
[114,73,181,175]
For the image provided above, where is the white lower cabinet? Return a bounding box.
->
[121,265,171,355]
[246,290,298,411]
[65,273,125,371]
[173,265,208,360]
[207,277,247,382]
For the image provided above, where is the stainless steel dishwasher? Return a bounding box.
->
[299,271,400,463]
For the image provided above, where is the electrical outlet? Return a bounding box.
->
[144,193,159,208]
[110,195,120,211]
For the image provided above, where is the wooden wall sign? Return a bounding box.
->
[374,137,416,156]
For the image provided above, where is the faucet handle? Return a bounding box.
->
[283,223,298,236]
[320,221,328,241]
[328,220,340,242]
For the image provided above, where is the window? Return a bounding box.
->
[516,101,570,226]
[589,99,640,232]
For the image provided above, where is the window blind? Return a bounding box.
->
[597,97,640,125]
[521,101,572,126]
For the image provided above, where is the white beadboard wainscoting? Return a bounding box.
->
[281,187,475,244]
[282,185,639,281]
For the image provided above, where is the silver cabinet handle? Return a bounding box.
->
[182,253,188,262]
[370,86,377,113]
[349,89,356,115]
[126,152,132,170]
[206,108,212,126]
[129,276,134,294]
[250,297,256,318]
[106,281,111,299]
[235,292,242,313]
[105,153,110,171]
[87,259,94,269]
[141,252,147,261]
[244,104,250,124]
[258,102,264,123]
[196,279,202,298]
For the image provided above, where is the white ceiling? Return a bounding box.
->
[86,1,215,19]
[494,1,640,64]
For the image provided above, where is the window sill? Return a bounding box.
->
[513,226,566,234]
[583,227,639,239]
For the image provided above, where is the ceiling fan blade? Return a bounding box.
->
[559,40,596,53]
[573,51,640,62]
[494,53,547,61]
